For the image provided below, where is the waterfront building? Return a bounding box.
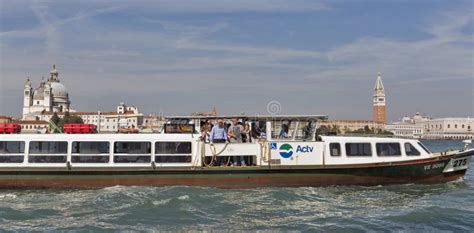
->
[0,116,13,124]
[385,113,473,140]
[38,102,144,133]
[22,65,73,119]
[423,118,473,140]
[385,122,424,139]
[373,72,386,124]
[385,112,429,139]
[12,119,49,133]
[319,120,385,134]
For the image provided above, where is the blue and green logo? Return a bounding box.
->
[279,144,293,158]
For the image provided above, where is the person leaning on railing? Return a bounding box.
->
[209,119,227,143]
[209,119,228,165]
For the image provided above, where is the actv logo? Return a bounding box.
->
[279,144,314,158]
[296,145,314,153]
[279,144,293,158]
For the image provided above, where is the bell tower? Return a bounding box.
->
[44,77,52,111]
[373,72,386,123]
[22,77,32,119]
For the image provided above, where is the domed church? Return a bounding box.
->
[22,65,73,119]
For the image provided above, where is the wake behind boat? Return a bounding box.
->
[0,115,472,188]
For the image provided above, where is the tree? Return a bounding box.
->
[58,111,84,130]
[363,125,371,134]
[330,124,341,134]
[352,128,366,134]
[317,125,330,135]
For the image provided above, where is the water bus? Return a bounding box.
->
[0,115,472,188]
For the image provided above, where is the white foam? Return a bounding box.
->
[0,193,17,199]
[152,198,171,206]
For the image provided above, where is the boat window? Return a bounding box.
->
[155,156,192,163]
[417,142,431,154]
[114,142,151,154]
[329,143,341,156]
[29,141,67,154]
[72,141,109,154]
[0,141,25,163]
[28,141,68,163]
[155,142,192,154]
[376,143,401,156]
[71,142,110,163]
[405,143,420,156]
[155,142,192,163]
[345,143,372,156]
[113,141,151,163]
[0,155,23,163]
[114,156,151,163]
[28,156,67,163]
[72,156,109,163]
[0,141,25,154]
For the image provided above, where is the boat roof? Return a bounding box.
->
[0,133,197,141]
[320,136,420,143]
[166,114,328,121]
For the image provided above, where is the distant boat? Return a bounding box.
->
[0,115,472,188]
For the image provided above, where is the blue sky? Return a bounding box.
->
[0,0,472,121]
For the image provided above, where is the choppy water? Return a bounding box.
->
[0,140,472,232]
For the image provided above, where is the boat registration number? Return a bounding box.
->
[443,157,471,173]
[453,158,468,168]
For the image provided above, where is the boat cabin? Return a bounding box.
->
[0,115,437,170]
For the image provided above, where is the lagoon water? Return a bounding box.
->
[0,140,472,232]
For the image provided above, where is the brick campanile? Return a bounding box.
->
[373,72,386,123]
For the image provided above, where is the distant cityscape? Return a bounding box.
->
[0,64,472,140]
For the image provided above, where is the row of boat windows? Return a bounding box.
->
[329,142,429,157]
[0,141,192,154]
[0,141,192,164]
[0,155,193,164]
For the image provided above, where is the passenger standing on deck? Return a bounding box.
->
[228,118,246,166]
[209,119,227,143]
[243,123,251,143]
[228,118,244,143]
[201,122,211,143]
[209,119,227,166]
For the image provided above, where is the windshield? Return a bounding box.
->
[417,142,432,154]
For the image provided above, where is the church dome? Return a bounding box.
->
[50,82,68,98]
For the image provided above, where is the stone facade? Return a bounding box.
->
[423,118,473,140]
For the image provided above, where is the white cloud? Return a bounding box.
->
[125,0,329,13]
[0,1,472,118]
